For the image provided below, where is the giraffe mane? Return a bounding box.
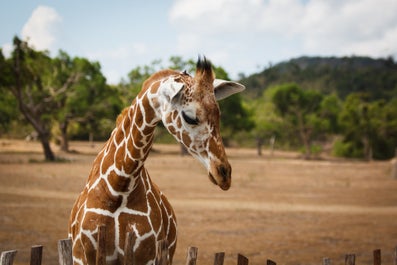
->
[142,69,181,91]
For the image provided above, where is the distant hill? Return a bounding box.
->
[240,56,397,100]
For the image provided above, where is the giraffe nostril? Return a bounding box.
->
[218,165,230,181]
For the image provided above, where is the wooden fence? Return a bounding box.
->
[2,241,397,265]
[1,225,397,265]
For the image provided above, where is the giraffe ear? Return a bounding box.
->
[164,82,184,102]
[213,79,246,101]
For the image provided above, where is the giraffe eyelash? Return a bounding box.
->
[182,111,199,125]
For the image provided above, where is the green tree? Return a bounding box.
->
[0,49,19,133]
[252,86,284,155]
[54,53,121,150]
[1,37,80,160]
[336,94,397,160]
[319,93,342,134]
[272,83,326,159]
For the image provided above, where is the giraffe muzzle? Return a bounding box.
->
[208,163,231,191]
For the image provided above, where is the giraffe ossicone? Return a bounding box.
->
[68,56,245,265]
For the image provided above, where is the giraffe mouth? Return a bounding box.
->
[208,170,231,191]
[208,172,218,186]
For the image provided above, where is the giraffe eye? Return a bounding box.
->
[182,111,199,125]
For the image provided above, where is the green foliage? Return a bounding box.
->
[0,50,18,132]
[332,138,364,158]
[271,83,326,158]
[3,38,396,161]
[335,94,397,159]
[63,56,122,139]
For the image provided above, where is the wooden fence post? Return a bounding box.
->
[123,232,135,265]
[391,158,397,179]
[345,254,355,265]
[393,246,397,265]
[323,257,331,265]
[0,250,17,265]
[373,249,381,265]
[185,246,198,265]
[267,259,277,265]
[30,245,43,265]
[213,252,225,265]
[58,239,73,265]
[237,254,249,265]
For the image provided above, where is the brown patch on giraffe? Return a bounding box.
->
[167,125,177,135]
[122,113,131,131]
[132,234,157,264]
[118,213,153,237]
[150,80,161,94]
[200,150,208,159]
[172,111,178,121]
[142,142,153,158]
[108,170,131,193]
[126,180,149,213]
[130,132,144,159]
[113,128,125,146]
[72,239,87,264]
[150,97,160,110]
[141,124,154,137]
[123,155,138,175]
[101,152,116,176]
[81,234,94,264]
[86,179,123,211]
[181,132,192,147]
[209,137,223,159]
[142,97,156,125]
[134,105,144,128]
[147,192,163,233]
[114,144,125,171]
[176,116,182,128]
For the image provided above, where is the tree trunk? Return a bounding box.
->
[269,135,276,157]
[256,137,263,156]
[362,136,372,161]
[297,111,311,159]
[39,132,55,161]
[59,120,69,152]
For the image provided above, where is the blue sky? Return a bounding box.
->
[1,0,397,84]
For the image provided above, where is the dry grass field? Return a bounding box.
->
[0,139,397,265]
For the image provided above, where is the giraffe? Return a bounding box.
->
[68,56,245,265]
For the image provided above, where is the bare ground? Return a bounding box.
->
[0,139,397,265]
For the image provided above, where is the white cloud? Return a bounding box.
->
[169,0,397,64]
[84,42,151,84]
[21,6,62,51]
[1,43,13,57]
[297,0,397,56]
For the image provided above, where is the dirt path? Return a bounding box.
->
[1,140,397,265]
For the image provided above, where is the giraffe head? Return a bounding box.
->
[157,57,245,190]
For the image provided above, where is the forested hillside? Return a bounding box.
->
[240,56,397,160]
[240,56,397,100]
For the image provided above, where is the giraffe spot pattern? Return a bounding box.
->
[69,65,230,265]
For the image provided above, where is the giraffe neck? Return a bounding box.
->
[92,88,160,193]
